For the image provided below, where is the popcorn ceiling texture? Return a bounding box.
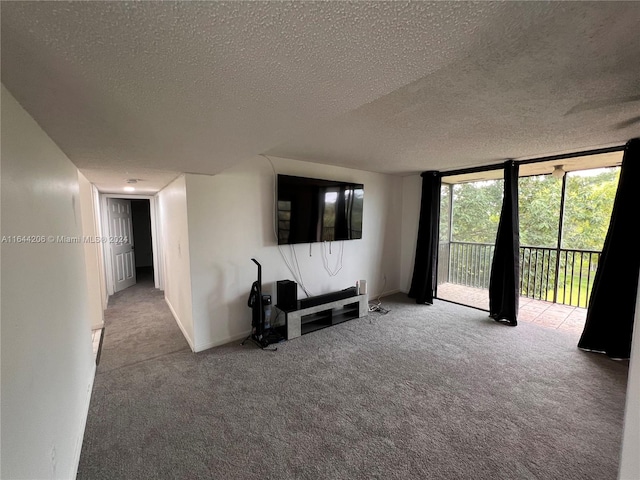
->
[2,2,639,190]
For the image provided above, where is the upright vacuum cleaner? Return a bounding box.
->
[242,258,284,350]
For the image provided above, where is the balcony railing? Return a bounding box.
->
[438,241,600,308]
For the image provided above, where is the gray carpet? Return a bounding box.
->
[94,272,191,374]
[78,284,628,480]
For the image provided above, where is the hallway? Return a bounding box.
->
[91,271,190,374]
[77,274,192,478]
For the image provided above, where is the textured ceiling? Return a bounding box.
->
[2,1,640,192]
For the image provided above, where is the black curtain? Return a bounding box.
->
[409,171,441,304]
[489,161,520,325]
[578,138,640,359]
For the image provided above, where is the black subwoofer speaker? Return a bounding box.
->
[276,280,298,311]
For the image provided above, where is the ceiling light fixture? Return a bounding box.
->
[551,165,565,179]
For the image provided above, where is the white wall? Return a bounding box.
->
[78,171,106,329]
[1,85,96,479]
[400,174,422,292]
[157,175,195,350]
[619,278,640,480]
[183,155,403,352]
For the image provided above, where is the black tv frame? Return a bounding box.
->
[277,174,364,245]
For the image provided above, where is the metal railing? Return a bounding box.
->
[439,241,600,308]
[439,241,495,289]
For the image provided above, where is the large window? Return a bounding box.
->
[562,168,619,251]
[519,174,562,248]
[516,168,620,305]
[451,180,503,244]
[437,179,503,310]
[436,154,621,311]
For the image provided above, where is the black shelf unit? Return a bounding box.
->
[300,309,333,335]
[298,302,360,334]
[331,302,359,325]
[276,293,367,340]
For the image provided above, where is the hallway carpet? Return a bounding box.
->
[95,273,191,374]
[77,284,628,480]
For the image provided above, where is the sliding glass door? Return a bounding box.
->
[437,178,503,310]
[436,158,620,312]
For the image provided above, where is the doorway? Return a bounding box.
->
[102,194,162,295]
[130,199,154,286]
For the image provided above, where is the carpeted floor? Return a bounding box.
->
[93,270,191,374]
[77,282,628,480]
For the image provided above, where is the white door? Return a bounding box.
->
[108,198,136,292]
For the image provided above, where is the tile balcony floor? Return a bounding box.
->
[436,282,587,335]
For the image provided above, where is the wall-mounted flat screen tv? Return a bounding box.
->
[277,175,364,245]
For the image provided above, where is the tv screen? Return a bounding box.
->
[277,175,364,245]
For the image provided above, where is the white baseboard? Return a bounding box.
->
[70,362,96,480]
[195,330,252,353]
[164,296,195,352]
